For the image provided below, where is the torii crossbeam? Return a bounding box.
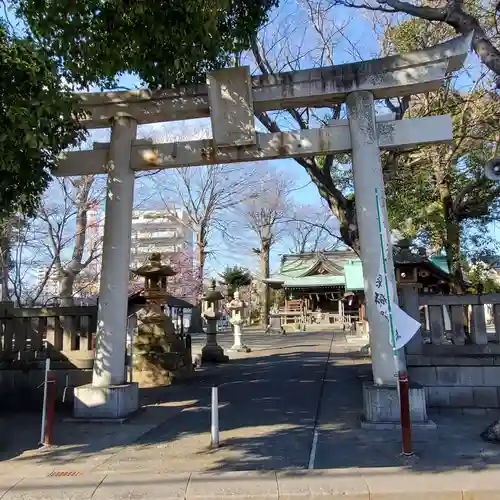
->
[65,34,471,423]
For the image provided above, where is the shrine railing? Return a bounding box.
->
[0,302,97,368]
[275,310,359,328]
[410,294,500,354]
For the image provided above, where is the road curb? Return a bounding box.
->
[1,467,500,499]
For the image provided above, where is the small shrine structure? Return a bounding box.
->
[266,245,455,332]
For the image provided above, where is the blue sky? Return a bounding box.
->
[3,1,496,279]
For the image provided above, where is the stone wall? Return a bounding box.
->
[408,354,500,412]
[0,368,92,409]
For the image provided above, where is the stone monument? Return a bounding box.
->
[201,279,229,363]
[131,253,193,386]
[227,290,251,353]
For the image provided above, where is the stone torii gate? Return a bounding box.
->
[62,34,471,419]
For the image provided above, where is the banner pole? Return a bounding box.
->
[374,188,413,456]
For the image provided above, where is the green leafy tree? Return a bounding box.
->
[382,17,500,290]
[219,266,252,297]
[16,0,278,88]
[0,23,84,218]
[466,261,500,294]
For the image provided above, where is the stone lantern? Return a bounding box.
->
[131,253,193,386]
[201,279,228,363]
[227,290,250,353]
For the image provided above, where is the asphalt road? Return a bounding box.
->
[95,331,336,473]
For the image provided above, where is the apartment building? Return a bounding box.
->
[130,208,194,269]
[36,267,60,299]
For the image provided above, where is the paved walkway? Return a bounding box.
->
[1,467,500,499]
[1,331,343,475]
[2,330,500,498]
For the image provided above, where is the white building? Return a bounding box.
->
[129,208,194,269]
[35,266,60,304]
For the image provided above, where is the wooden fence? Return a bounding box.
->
[414,293,500,352]
[0,302,97,366]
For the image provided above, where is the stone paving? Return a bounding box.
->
[1,329,500,482]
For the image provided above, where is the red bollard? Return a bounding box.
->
[398,370,413,456]
[43,370,57,446]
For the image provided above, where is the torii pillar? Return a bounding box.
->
[74,115,140,419]
[347,92,401,386]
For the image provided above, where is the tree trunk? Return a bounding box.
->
[59,273,75,306]
[337,201,360,255]
[439,177,464,292]
[51,176,94,307]
[0,234,10,301]
[260,241,271,327]
[188,231,206,333]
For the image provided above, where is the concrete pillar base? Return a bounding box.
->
[361,381,436,429]
[201,344,229,363]
[73,383,139,420]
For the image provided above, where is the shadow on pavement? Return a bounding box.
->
[1,331,500,475]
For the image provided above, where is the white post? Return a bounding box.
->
[92,115,137,387]
[211,386,219,447]
[232,323,242,349]
[40,358,50,444]
[346,91,404,386]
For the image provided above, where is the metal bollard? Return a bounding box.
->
[40,358,56,446]
[211,386,219,448]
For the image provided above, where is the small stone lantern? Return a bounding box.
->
[201,279,228,363]
[227,290,250,353]
[131,253,193,386]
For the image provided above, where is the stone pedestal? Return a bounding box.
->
[229,323,251,353]
[74,383,139,420]
[227,291,250,353]
[361,382,435,430]
[201,281,228,363]
[201,323,229,363]
[133,308,194,387]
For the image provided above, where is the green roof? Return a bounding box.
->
[429,256,450,275]
[344,260,364,291]
[283,275,345,288]
[280,259,318,278]
[269,250,451,291]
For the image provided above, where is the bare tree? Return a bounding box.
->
[145,125,260,283]
[136,124,262,329]
[0,215,25,301]
[251,0,361,253]
[44,176,102,306]
[286,205,340,253]
[9,176,103,306]
[242,171,294,326]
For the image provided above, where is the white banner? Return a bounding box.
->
[374,254,394,320]
[390,303,421,350]
[374,253,420,349]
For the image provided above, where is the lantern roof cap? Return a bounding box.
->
[203,278,224,301]
[131,253,176,277]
